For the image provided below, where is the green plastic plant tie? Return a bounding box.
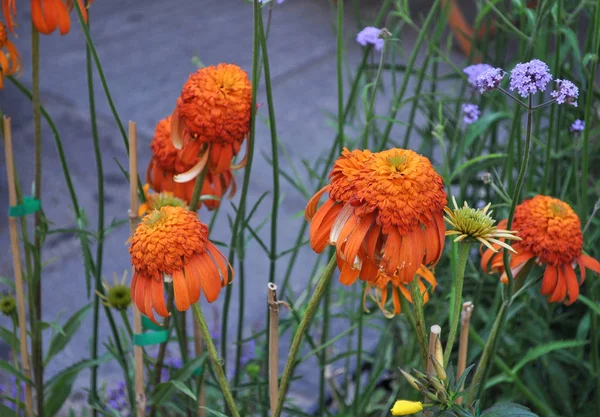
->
[142,316,163,332]
[133,330,169,346]
[8,196,41,217]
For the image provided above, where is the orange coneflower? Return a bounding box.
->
[147,116,236,209]
[305,148,447,286]
[364,265,437,318]
[129,206,232,323]
[171,63,252,178]
[481,195,600,304]
[0,21,20,88]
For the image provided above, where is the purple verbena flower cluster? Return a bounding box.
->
[551,79,579,106]
[570,119,585,133]
[0,378,25,415]
[509,59,553,98]
[106,381,130,417]
[462,103,481,124]
[463,64,493,89]
[356,27,384,51]
[475,68,505,93]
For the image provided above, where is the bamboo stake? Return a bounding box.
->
[267,283,280,416]
[193,318,205,417]
[426,325,441,375]
[128,121,146,417]
[456,302,473,405]
[4,116,35,417]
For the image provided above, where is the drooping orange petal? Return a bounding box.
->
[309,200,341,253]
[172,269,191,311]
[563,263,579,305]
[360,257,379,281]
[231,135,250,171]
[170,107,184,149]
[342,213,374,268]
[541,265,558,296]
[193,252,222,303]
[424,216,443,265]
[151,277,170,318]
[183,258,202,305]
[211,142,234,174]
[580,254,600,279]
[134,273,149,317]
[398,227,425,283]
[364,223,382,261]
[382,228,402,277]
[549,266,567,303]
[339,260,360,286]
[305,186,329,220]
[31,0,52,34]
[173,147,209,183]
[335,213,360,261]
[206,241,233,285]
[144,281,157,325]
[392,289,401,315]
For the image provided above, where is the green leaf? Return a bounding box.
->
[44,370,78,417]
[198,407,230,417]
[0,359,34,385]
[169,380,197,401]
[44,303,92,366]
[45,354,112,387]
[481,402,539,417]
[147,356,207,405]
[0,324,20,353]
[463,112,511,153]
[450,153,506,182]
[0,276,16,290]
[578,295,600,316]
[511,340,587,374]
[40,320,66,336]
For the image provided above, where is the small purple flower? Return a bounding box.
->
[356,27,384,51]
[106,381,130,417]
[551,79,579,106]
[570,119,585,133]
[462,103,481,124]
[475,68,505,93]
[463,63,493,88]
[509,59,553,98]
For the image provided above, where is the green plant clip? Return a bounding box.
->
[8,196,41,217]
[133,316,168,346]
[142,316,163,332]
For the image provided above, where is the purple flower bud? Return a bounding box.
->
[462,103,481,124]
[463,63,493,89]
[509,59,553,98]
[475,68,505,93]
[356,27,385,51]
[551,79,579,106]
[570,119,585,133]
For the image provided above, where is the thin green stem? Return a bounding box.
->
[408,279,428,367]
[86,7,105,412]
[336,0,344,153]
[191,303,241,417]
[149,290,175,417]
[444,243,470,365]
[220,0,260,368]
[581,0,600,218]
[120,310,133,338]
[318,275,330,415]
[273,255,337,417]
[361,43,385,149]
[30,23,45,417]
[232,233,246,398]
[188,165,209,212]
[352,302,364,415]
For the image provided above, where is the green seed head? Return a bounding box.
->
[106,284,132,311]
[0,295,16,316]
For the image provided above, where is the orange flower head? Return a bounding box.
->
[171,63,252,178]
[30,0,89,36]
[146,117,236,210]
[129,206,233,323]
[306,148,447,287]
[138,184,186,217]
[0,21,21,88]
[364,265,437,318]
[481,195,600,305]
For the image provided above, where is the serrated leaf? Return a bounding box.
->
[44,303,92,366]
[0,360,34,385]
[511,340,587,374]
[44,370,78,417]
[169,380,197,401]
[481,402,539,417]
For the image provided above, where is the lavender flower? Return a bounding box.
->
[463,63,493,88]
[475,67,505,93]
[462,103,481,124]
[570,119,585,133]
[106,381,131,417]
[356,27,385,51]
[509,59,553,98]
[551,79,579,106]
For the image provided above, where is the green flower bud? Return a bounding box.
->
[0,295,16,316]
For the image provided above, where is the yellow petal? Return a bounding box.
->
[391,400,423,416]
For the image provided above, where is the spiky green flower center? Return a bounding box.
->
[449,206,496,238]
[151,194,186,211]
[106,285,132,311]
[386,153,408,172]
[0,296,16,316]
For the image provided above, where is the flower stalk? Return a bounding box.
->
[409,278,429,367]
[443,242,471,365]
[267,283,280,415]
[273,255,337,417]
[191,302,241,417]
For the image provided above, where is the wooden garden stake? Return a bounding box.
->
[4,116,35,417]
[456,301,473,405]
[194,318,206,417]
[427,325,442,375]
[128,121,146,417]
[268,282,280,415]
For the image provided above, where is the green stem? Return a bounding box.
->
[581,0,600,218]
[188,164,209,212]
[318,259,331,414]
[232,234,246,398]
[30,23,45,417]
[120,310,133,338]
[362,42,386,149]
[86,7,105,413]
[352,302,364,414]
[220,0,260,368]
[408,279,428,367]
[191,303,241,417]
[444,243,471,365]
[336,0,344,153]
[273,255,337,417]
[149,290,175,417]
